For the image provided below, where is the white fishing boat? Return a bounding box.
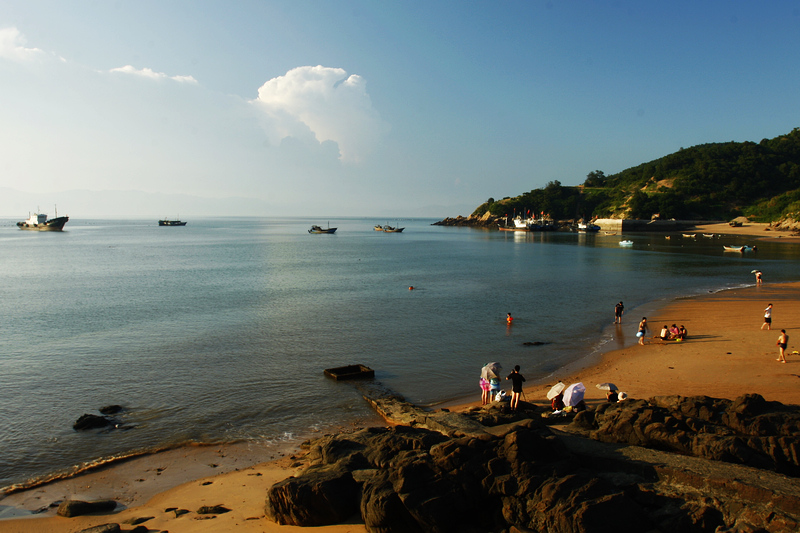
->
[17,208,69,231]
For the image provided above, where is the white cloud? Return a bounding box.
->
[110,64,198,84]
[0,27,45,62]
[253,65,388,163]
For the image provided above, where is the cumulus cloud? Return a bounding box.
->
[253,65,388,163]
[110,64,198,84]
[0,27,45,62]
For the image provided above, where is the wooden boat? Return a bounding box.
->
[604,231,617,236]
[682,233,696,238]
[383,225,404,233]
[309,224,337,234]
[324,364,375,380]
[702,234,715,238]
[723,245,755,252]
[374,225,384,231]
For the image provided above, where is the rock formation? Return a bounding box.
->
[265,390,800,532]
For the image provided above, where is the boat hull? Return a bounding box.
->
[16,216,69,231]
[159,220,187,226]
[324,364,375,381]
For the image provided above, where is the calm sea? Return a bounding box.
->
[1,217,798,491]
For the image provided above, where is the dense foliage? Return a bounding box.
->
[473,127,800,222]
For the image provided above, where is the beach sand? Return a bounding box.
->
[2,242,799,532]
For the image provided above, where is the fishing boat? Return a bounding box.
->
[17,209,69,231]
[374,225,384,231]
[158,219,187,226]
[577,222,600,232]
[309,224,337,234]
[383,225,405,233]
[682,233,696,238]
[619,240,634,246]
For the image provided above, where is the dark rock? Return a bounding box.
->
[76,524,120,533]
[522,341,550,346]
[129,526,150,533]
[57,499,117,517]
[265,464,359,526]
[196,504,230,514]
[73,414,114,431]
[99,405,123,415]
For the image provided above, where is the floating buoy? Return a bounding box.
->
[408,286,414,290]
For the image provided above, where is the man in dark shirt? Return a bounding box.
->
[614,301,624,323]
[505,365,526,411]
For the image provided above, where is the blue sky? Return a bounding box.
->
[1,1,799,217]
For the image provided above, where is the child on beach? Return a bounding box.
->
[505,365,526,411]
[637,317,648,345]
[777,329,789,363]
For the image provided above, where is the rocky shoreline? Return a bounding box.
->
[264,382,800,532]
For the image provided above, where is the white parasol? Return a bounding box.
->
[546,381,566,400]
[562,382,586,407]
[481,362,502,380]
[751,270,761,274]
[595,383,618,392]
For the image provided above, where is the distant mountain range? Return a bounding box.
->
[472,127,800,222]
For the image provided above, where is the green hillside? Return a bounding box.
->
[474,127,800,222]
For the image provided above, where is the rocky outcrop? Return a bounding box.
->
[56,499,117,517]
[586,393,800,476]
[265,392,800,532]
[770,215,800,233]
[432,212,502,228]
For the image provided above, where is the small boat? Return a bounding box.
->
[682,233,696,238]
[374,225,384,231]
[383,225,404,233]
[664,236,671,240]
[324,364,375,381]
[619,240,634,246]
[159,219,187,226]
[17,209,69,231]
[309,224,337,234]
[604,231,617,236]
[723,245,756,252]
[577,222,600,232]
[702,234,715,238]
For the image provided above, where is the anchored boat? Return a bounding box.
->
[17,209,69,231]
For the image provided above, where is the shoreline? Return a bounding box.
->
[2,270,800,530]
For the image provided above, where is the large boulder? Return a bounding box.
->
[264,463,359,526]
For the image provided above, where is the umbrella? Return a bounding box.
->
[562,382,586,407]
[546,382,566,400]
[481,362,502,380]
[751,270,761,274]
[596,383,618,392]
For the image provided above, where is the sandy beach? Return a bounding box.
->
[2,223,799,533]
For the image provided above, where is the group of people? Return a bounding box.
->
[479,363,526,411]
[659,323,687,342]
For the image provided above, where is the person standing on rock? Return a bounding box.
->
[761,304,773,330]
[614,301,624,324]
[505,365,526,411]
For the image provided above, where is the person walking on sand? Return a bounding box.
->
[505,365,526,411]
[637,317,648,345]
[777,329,789,363]
[761,304,773,330]
[614,301,624,324]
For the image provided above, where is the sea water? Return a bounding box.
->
[1,217,798,491]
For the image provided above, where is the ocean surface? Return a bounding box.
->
[1,217,799,492]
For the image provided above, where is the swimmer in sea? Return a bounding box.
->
[507,312,514,324]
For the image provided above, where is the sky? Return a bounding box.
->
[1,1,799,218]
